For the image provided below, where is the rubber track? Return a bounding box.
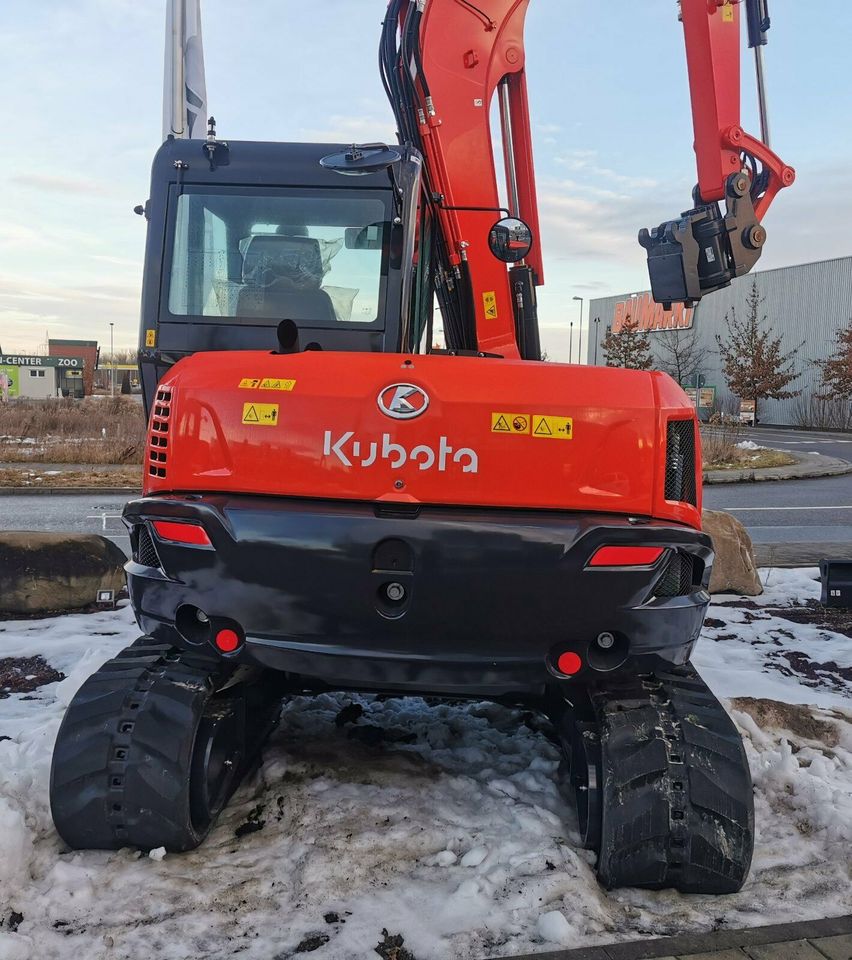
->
[50,640,267,851]
[594,665,754,893]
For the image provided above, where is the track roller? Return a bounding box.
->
[50,639,285,851]
[557,664,754,893]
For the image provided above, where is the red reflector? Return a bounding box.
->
[151,521,211,546]
[589,546,664,567]
[557,652,583,676]
[215,629,240,653]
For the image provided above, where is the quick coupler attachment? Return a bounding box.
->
[639,172,765,309]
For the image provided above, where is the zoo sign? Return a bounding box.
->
[0,355,85,368]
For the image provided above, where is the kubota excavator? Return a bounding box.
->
[51,0,794,893]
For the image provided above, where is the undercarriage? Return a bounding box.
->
[50,495,754,893]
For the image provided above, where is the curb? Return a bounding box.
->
[704,450,852,484]
[495,914,852,960]
[0,487,138,496]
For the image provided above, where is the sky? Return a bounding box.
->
[1,0,850,361]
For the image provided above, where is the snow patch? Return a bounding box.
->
[0,579,850,958]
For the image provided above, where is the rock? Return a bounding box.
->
[0,532,126,616]
[701,510,763,596]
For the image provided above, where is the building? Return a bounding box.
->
[0,352,88,399]
[586,255,852,426]
[49,339,99,396]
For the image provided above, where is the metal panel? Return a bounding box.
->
[587,256,852,426]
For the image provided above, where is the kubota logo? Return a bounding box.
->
[324,432,479,474]
[377,383,429,420]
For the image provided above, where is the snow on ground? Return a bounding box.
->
[1,570,850,960]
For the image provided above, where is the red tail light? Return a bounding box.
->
[589,546,664,567]
[151,521,212,547]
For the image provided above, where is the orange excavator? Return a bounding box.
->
[51,0,793,893]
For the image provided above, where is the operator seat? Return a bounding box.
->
[237,234,336,323]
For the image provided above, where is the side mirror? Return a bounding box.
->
[488,217,533,263]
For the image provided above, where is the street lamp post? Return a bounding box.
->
[109,322,114,398]
[569,321,573,364]
[572,296,584,364]
[593,317,601,365]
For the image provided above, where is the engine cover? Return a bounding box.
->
[144,351,701,527]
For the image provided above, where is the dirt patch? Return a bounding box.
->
[767,600,852,640]
[0,467,142,488]
[295,933,331,953]
[730,697,841,747]
[0,656,65,699]
[375,930,417,960]
[774,651,852,690]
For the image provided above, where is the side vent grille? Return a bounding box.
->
[148,388,172,480]
[665,419,697,505]
[656,552,696,597]
[135,525,161,569]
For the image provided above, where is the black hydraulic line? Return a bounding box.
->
[451,0,496,30]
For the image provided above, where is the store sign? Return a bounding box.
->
[740,399,756,425]
[0,355,85,368]
[684,386,717,408]
[612,293,694,333]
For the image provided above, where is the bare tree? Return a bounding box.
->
[656,327,703,385]
[816,320,852,401]
[601,315,653,370]
[715,281,802,423]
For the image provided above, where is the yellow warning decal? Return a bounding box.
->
[531,415,573,440]
[145,329,156,347]
[483,290,498,320]
[241,403,279,426]
[259,378,296,391]
[721,2,734,21]
[239,378,296,391]
[491,412,531,435]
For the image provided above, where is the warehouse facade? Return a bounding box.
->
[586,255,852,426]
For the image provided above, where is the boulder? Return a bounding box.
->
[0,532,126,616]
[701,510,763,596]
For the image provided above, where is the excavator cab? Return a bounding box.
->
[137,138,424,412]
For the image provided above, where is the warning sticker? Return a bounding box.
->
[482,290,498,320]
[531,415,573,440]
[721,2,734,21]
[259,378,296,391]
[145,329,156,347]
[239,378,296,391]
[242,403,279,426]
[491,412,531,435]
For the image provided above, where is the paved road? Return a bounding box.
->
[0,493,132,553]
[742,424,852,462]
[704,426,852,555]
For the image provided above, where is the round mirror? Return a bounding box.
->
[488,217,533,263]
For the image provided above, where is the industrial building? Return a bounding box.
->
[586,255,852,426]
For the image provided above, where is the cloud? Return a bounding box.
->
[11,174,106,196]
[298,113,397,145]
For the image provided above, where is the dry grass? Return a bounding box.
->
[0,397,145,464]
[701,423,796,471]
[0,467,142,488]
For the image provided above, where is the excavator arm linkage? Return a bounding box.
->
[640,0,795,307]
[386,0,795,355]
